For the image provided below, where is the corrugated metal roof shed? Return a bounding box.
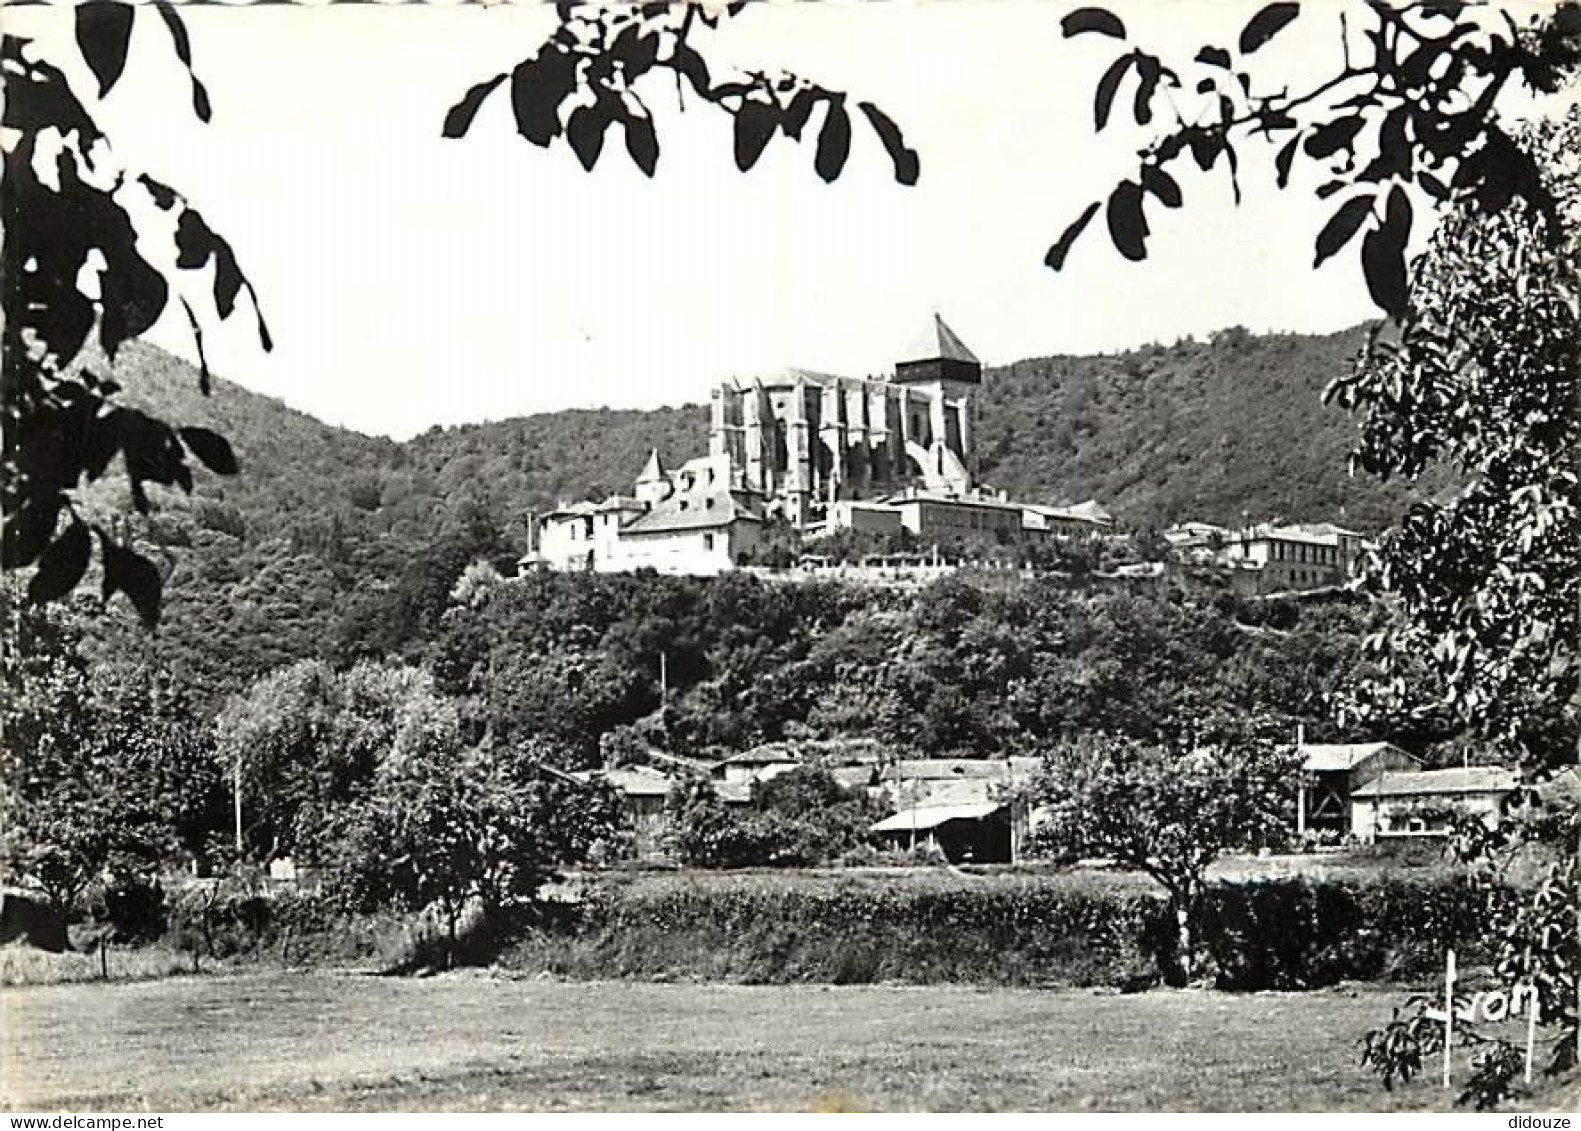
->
[872,802,1001,833]
[1351,766,1518,798]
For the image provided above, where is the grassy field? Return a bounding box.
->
[0,970,1480,1112]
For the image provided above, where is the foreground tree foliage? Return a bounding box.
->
[1330,111,1579,766]
[1028,729,1295,984]
[212,658,465,863]
[3,4,270,625]
[1345,113,1580,1109]
[443,0,918,186]
[1052,1,1581,317]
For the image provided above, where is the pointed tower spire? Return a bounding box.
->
[638,448,666,484]
[895,313,982,385]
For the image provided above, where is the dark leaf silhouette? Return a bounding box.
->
[75,2,134,98]
[782,88,818,140]
[1196,45,1232,68]
[1062,8,1127,39]
[1304,114,1364,158]
[510,51,574,147]
[212,245,244,319]
[1106,179,1149,261]
[1187,131,1222,172]
[814,98,851,183]
[734,100,778,171]
[1238,2,1300,54]
[1133,55,1162,125]
[624,112,659,177]
[179,427,239,476]
[100,534,164,629]
[566,103,609,172]
[1141,164,1181,208]
[27,521,91,606]
[1359,109,1412,182]
[858,102,920,186]
[2,500,61,571]
[178,298,212,396]
[1361,186,1412,318]
[155,2,191,65]
[1314,194,1375,266]
[99,232,169,358]
[154,3,210,122]
[1095,53,1135,131]
[1045,201,1100,269]
[673,44,711,98]
[1275,135,1301,187]
[443,74,506,139]
[175,209,217,270]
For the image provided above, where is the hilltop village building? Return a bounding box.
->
[528,316,1112,576]
[1164,520,1371,594]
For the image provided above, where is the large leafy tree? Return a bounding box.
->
[1330,111,1578,766]
[0,586,220,916]
[1028,729,1295,984]
[3,4,271,625]
[1347,112,1580,1110]
[212,658,457,863]
[329,737,620,963]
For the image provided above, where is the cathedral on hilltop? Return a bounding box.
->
[529,315,1111,576]
[708,313,981,527]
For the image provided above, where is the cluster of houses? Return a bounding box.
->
[573,739,1037,864]
[565,735,1576,866]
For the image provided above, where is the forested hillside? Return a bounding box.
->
[80,324,1438,712]
[973,324,1438,530]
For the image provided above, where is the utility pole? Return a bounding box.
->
[232,755,243,856]
[1295,722,1307,837]
[659,650,668,704]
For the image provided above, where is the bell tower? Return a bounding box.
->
[892,313,981,491]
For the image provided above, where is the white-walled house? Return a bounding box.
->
[1349,766,1518,842]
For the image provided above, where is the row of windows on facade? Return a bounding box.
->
[917,504,1017,532]
[1270,540,1340,564]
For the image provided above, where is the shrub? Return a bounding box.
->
[92,875,168,944]
[504,871,1501,991]
[665,768,886,868]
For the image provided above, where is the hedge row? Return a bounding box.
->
[92,871,1505,991]
[506,874,1503,991]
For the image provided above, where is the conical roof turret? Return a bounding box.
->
[638,448,666,483]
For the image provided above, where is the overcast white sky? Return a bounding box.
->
[8,2,1467,437]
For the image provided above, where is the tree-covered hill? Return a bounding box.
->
[80,323,1437,711]
[973,324,1439,531]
